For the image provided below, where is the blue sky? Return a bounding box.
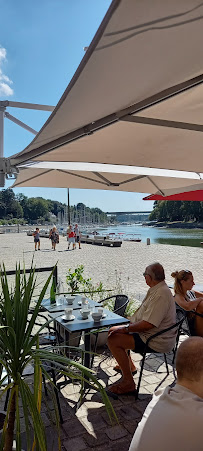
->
[0,0,153,212]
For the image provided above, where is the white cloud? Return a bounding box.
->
[0,46,14,97]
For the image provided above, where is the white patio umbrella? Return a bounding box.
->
[12,162,203,196]
[5,0,203,194]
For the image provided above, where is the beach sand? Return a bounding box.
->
[0,232,202,298]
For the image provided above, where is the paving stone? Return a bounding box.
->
[119,406,142,421]
[83,430,109,447]
[119,394,138,405]
[101,410,123,426]
[106,424,128,441]
[63,436,87,451]
[62,418,86,438]
[123,419,138,435]
[142,374,162,384]
[110,437,132,451]
[134,396,152,413]
[81,412,107,431]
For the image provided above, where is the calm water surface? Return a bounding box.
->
[95,224,203,248]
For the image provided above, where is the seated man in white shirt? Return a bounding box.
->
[107,262,176,395]
[129,336,203,451]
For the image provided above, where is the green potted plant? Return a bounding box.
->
[0,263,116,451]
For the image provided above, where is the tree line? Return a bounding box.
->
[0,189,108,224]
[149,200,203,223]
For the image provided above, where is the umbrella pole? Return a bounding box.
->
[67,188,71,225]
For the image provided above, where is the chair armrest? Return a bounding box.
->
[191,309,203,319]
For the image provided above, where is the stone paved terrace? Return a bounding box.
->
[0,336,186,451]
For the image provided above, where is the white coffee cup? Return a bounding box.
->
[66,296,74,305]
[65,307,73,319]
[80,309,90,319]
[81,296,87,306]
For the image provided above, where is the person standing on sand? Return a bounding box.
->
[33,227,40,251]
[49,225,59,251]
[74,223,81,249]
[67,225,75,250]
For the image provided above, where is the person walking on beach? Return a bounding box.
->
[67,225,75,250]
[49,225,59,251]
[74,223,81,249]
[107,262,176,395]
[33,227,40,251]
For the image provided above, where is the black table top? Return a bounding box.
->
[48,307,129,333]
[42,296,101,312]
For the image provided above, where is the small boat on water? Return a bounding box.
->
[124,233,142,242]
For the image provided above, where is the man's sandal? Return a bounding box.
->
[113,365,137,376]
[107,383,137,396]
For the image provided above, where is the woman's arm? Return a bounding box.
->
[175,294,203,311]
[193,290,203,298]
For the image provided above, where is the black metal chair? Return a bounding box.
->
[90,294,129,368]
[135,317,185,399]
[175,303,203,337]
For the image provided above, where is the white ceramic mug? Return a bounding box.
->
[81,296,87,306]
[80,309,90,319]
[67,296,74,305]
[65,307,73,319]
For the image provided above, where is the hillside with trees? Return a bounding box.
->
[0,189,108,225]
[149,200,203,223]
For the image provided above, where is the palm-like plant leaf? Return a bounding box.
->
[0,263,116,451]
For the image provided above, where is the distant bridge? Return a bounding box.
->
[105,211,152,215]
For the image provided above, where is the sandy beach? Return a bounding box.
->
[0,232,203,299]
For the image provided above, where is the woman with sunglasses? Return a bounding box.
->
[171,270,203,337]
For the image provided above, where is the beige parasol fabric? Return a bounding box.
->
[12,162,203,196]
[10,0,203,180]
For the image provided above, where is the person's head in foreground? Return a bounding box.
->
[129,337,203,451]
[176,336,203,398]
[143,262,165,287]
[52,225,56,231]
[171,269,194,295]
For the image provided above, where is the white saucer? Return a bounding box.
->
[61,314,75,321]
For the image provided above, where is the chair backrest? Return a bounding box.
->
[175,303,195,336]
[146,316,185,349]
[114,295,129,317]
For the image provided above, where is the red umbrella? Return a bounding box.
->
[143,190,203,201]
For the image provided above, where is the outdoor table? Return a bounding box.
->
[42,296,101,312]
[48,307,129,371]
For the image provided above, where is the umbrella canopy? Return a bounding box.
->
[12,162,203,195]
[10,0,203,183]
[143,190,203,201]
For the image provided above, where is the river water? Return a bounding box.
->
[95,224,203,248]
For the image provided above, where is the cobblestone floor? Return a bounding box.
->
[0,337,185,451]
